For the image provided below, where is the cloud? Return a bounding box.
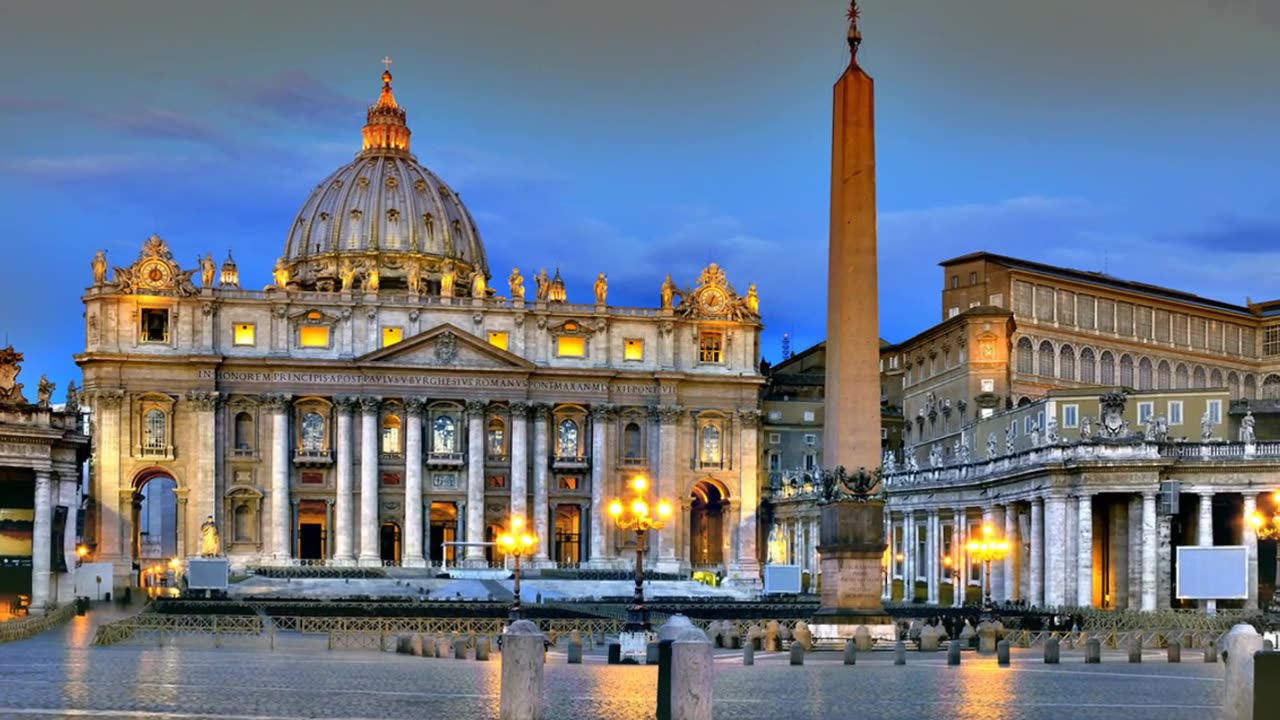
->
[102,107,235,154]
[0,97,73,113]
[0,153,166,180]
[1158,215,1280,254]
[210,69,362,128]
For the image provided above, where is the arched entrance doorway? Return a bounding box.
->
[428,503,457,564]
[689,480,727,568]
[131,469,178,584]
[379,522,401,565]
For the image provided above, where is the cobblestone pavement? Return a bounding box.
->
[0,612,1224,720]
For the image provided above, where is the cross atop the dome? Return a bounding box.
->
[382,56,393,72]
[846,1,863,61]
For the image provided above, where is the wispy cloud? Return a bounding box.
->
[210,69,362,127]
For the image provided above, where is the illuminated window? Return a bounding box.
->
[487,417,505,457]
[488,331,508,351]
[433,415,457,453]
[140,308,169,343]
[556,336,585,358]
[698,332,723,363]
[381,415,402,454]
[233,323,255,346]
[558,419,579,457]
[299,325,330,348]
[624,338,643,361]
[301,413,326,452]
[558,477,579,490]
[700,424,721,465]
[143,409,167,455]
[382,327,403,347]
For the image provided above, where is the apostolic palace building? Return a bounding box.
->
[77,69,764,591]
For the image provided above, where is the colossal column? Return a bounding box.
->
[1197,491,1215,611]
[1244,493,1259,610]
[265,394,292,563]
[902,510,914,600]
[1141,492,1158,611]
[1077,494,1093,607]
[1003,504,1019,602]
[464,400,487,563]
[736,410,762,581]
[1029,498,1044,608]
[186,391,220,552]
[925,510,938,604]
[588,405,610,564]
[332,397,355,566]
[532,404,550,562]
[30,470,53,612]
[510,402,529,521]
[1044,495,1067,607]
[953,508,966,607]
[656,405,681,569]
[402,398,426,568]
[357,396,381,567]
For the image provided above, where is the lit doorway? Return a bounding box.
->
[380,522,401,565]
[296,500,327,561]
[429,503,457,563]
[133,474,178,568]
[690,480,727,567]
[554,505,581,565]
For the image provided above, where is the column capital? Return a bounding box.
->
[465,399,489,417]
[510,401,530,419]
[1198,490,1215,498]
[358,395,382,414]
[530,402,551,419]
[333,396,359,413]
[89,388,126,408]
[656,404,684,425]
[184,390,222,412]
[261,394,293,412]
[404,397,427,415]
[1141,490,1158,500]
[737,409,762,428]
[589,403,615,421]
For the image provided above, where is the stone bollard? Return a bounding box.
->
[567,640,582,664]
[500,620,545,720]
[1044,637,1060,664]
[454,638,468,660]
[1222,624,1265,720]
[920,625,940,652]
[647,642,660,665]
[854,625,873,653]
[436,637,450,658]
[764,620,781,652]
[411,634,424,656]
[789,642,804,666]
[743,642,754,666]
[1205,642,1218,663]
[1128,637,1142,664]
[948,641,961,666]
[843,639,856,665]
[997,640,1010,667]
[792,621,812,651]
[668,625,713,720]
[728,634,741,650]
[977,621,997,654]
[657,616,697,720]
[894,640,906,666]
[607,643,621,665]
[959,621,977,649]
[1167,641,1180,663]
[476,636,491,661]
[1085,638,1101,664]
[569,629,582,647]
[424,635,437,658]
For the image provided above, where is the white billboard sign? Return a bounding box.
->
[1175,545,1248,600]
[763,564,802,594]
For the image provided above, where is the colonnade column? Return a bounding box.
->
[1044,495,1067,607]
[1076,493,1093,607]
[464,400,487,563]
[357,396,381,567]
[1004,503,1019,602]
[902,510,915,601]
[402,399,426,568]
[1198,491,1215,612]
[656,405,681,569]
[588,405,610,564]
[952,508,966,607]
[266,394,291,563]
[1244,493,1259,610]
[332,398,355,566]
[736,410,761,579]
[882,510,892,601]
[985,506,1004,602]
[510,402,529,521]
[1029,498,1044,608]
[29,470,52,612]
[925,510,939,604]
[532,404,550,563]
[1140,492,1158,611]
[186,391,220,555]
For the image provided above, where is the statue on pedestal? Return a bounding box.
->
[440,259,456,298]
[36,375,54,408]
[593,273,608,304]
[1201,411,1214,441]
[338,258,357,291]
[508,267,524,300]
[272,258,289,289]
[65,381,79,414]
[1241,411,1256,443]
[471,271,486,299]
[91,250,107,287]
[364,260,380,292]
[660,274,677,309]
[766,525,786,565]
[200,253,216,288]
[745,283,759,315]
[406,259,422,294]
[200,515,221,557]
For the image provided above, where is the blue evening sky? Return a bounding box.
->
[1,0,1278,387]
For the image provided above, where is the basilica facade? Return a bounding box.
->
[78,69,764,590]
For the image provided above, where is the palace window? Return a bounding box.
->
[624,338,643,361]
[233,323,255,346]
[233,411,254,450]
[142,409,167,455]
[381,415,402,455]
[488,331,509,351]
[433,415,457,453]
[768,432,780,444]
[557,419,580,457]
[299,325,330,348]
[1063,404,1079,429]
[1265,327,1280,357]
[1208,399,1222,424]
[140,308,170,343]
[804,453,817,472]
[300,412,326,452]
[487,417,506,457]
[1168,401,1183,426]
[1137,402,1154,424]
[804,433,816,445]
[969,271,978,286]
[623,422,642,460]
[951,275,959,289]
[768,453,781,471]
[698,332,723,363]
[382,327,403,347]
[699,424,722,466]
[556,336,585,358]
[981,378,995,393]
[1100,351,1115,385]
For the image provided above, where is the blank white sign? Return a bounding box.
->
[1175,546,1248,600]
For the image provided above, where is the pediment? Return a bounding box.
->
[357,323,534,370]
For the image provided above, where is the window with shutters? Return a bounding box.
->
[1077,295,1095,329]
[1173,314,1188,345]
[1117,303,1134,336]
[1097,299,1115,332]
[1079,348,1096,383]
[1140,358,1155,390]
[1057,290,1075,326]
[1226,324,1240,355]
[1100,351,1116,385]
[1243,328,1256,357]
[1175,364,1189,389]
[1036,286,1055,321]
[1016,338,1034,374]
[1191,318,1206,348]
[1154,309,1170,343]
[1120,355,1134,387]
[1058,345,1075,380]
[1209,322,1223,351]
[1014,281,1034,317]
[1136,307,1153,340]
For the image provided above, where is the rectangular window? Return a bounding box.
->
[698,332,723,363]
[880,428,888,439]
[140,308,170,343]
[969,271,978,286]
[1168,400,1183,426]
[804,433,816,446]
[768,432,780,444]
[1038,411,1045,430]
[980,408,994,419]
[948,307,960,318]
[624,338,643,361]
[233,322,255,346]
[804,454,817,472]
[558,477,579,490]
[1024,416,1032,433]
[803,411,815,422]
[299,325,330,348]
[1010,421,1017,438]
[382,326,403,347]
[951,275,959,289]
[1063,404,1079,428]
[488,331,509,351]
[767,410,782,421]
[1138,401,1154,423]
[1208,399,1222,424]
[989,292,1003,308]
[981,378,995,393]
[768,453,781,471]
[1264,327,1280,357]
[556,336,585,357]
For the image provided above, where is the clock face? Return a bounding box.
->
[698,286,728,315]
[139,259,172,289]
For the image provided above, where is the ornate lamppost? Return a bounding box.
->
[496,514,537,622]
[1248,491,1280,609]
[966,522,1009,613]
[608,474,671,658]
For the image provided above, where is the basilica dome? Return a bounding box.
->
[279,69,487,293]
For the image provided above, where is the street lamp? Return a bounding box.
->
[1248,492,1280,608]
[496,514,537,622]
[609,474,671,656]
[75,544,89,568]
[966,523,1009,612]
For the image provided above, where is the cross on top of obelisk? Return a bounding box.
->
[382,56,393,72]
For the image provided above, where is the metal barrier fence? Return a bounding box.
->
[0,604,76,644]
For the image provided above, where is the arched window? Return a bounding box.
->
[381,414,402,455]
[1228,371,1240,399]
[700,424,722,465]
[1038,341,1055,377]
[143,409,166,454]
[1119,354,1134,387]
[301,412,325,452]
[1079,348,1096,384]
[557,419,579,457]
[1149,359,1163,389]
[1245,374,1258,400]
[1210,368,1222,389]
[1100,351,1115,385]
[234,411,254,450]
[1016,338,1034,374]
[1264,375,1280,400]
[1193,366,1207,389]
[1058,345,1075,381]
[1175,363,1189,389]
[623,422,642,460]
[487,417,505,457]
[1140,358,1155,390]
[433,415,457,453]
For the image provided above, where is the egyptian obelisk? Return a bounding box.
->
[812,1,890,632]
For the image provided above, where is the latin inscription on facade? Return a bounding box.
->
[200,369,675,395]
